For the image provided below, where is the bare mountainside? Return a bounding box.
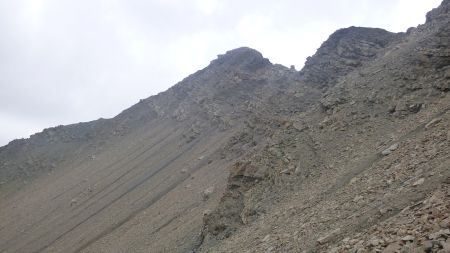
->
[1,1,450,252]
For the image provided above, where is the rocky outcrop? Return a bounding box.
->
[426,0,450,23]
[210,47,272,72]
[300,27,400,87]
[418,0,450,70]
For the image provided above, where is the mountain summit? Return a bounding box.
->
[211,47,271,71]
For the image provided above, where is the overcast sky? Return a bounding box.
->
[0,0,443,146]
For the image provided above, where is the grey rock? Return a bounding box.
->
[412,178,425,186]
[425,118,442,129]
[202,187,215,201]
[381,143,399,156]
[401,235,415,241]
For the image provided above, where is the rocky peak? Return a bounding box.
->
[426,0,450,23]
[210,47,272,72]
[415,0,450,70]
[300,26,400,87]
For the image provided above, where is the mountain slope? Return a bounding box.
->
[197,1,450,252]
[0,1,449,253]
[0,47,317,253]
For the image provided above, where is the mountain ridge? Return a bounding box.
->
[0,1,449,252]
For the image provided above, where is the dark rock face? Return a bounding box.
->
[301,27,400,87]
[426,0,450,23]
[1,1,450,253]
[210,47,272,72]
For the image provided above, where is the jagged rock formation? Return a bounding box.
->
[301,26,401,87]
[0,1,449,253]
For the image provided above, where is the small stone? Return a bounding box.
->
[425,118,442,129]
[269,147,283,157]
[440,218,450,229]
[369,238,382,247]
[201,186,215,200]
[413,178,425,186]
[317,228,341,244]
[264,246,274,253]
[379,208,389,215]
[439,241,450,252]
[381,143,399,156]
[350,177,358,184]
[329,247,340,253]
[262,235,271,242]
[70,198,78,206]
[383,242,402,253]
[280,169,290,175]
[353,195,364,202]
[423,240,433,252]
[352,246,365,253]
[429,230,447,240]
[317,236,328,245]
[401,235,415,241]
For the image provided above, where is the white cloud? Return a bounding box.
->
[236,14,273,41]
[23,0,46,33]
[195,0,223,15]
